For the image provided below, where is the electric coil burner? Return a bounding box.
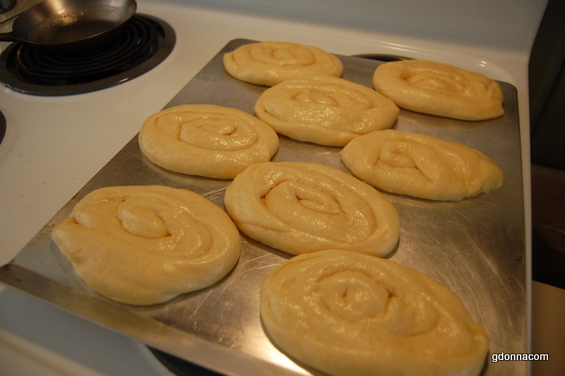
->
[0,14,175,96]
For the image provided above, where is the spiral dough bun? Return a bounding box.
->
[340,129,504,201]
[138,104,279,179]
[372,59,504,121]
[224,162,399,257]
[254,75,399,146]
[51,185,241,305]
[261,250,489,376]
[223,41,344,87]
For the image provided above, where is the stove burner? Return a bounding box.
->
[0,14,175,96]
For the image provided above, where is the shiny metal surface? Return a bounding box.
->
[0,0,137,53]
[0,39,526,375]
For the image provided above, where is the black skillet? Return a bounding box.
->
[0,0,137,54]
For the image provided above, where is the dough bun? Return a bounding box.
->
[223,41,344,86]
[138,104,279,179]
[340,129,504,201]
[372,59,504,121]
[51,185,241,305]
[261,249,489,376]
[224,161,399,257]
[254,74,399,146]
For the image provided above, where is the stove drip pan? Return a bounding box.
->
[0,14,175,96]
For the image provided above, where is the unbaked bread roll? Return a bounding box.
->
[224,162,399,256]
[372,59,504,121]
[138,104,279,179]
[223,41,344,86]
[51,185,241,305]
[254,74,399,146]
[261,249,489,376]
[340,129,504,201]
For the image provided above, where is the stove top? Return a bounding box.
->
[0,14,175,96]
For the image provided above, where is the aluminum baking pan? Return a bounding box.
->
[0,38,526,376]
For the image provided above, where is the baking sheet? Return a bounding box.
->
[0,38,526,375]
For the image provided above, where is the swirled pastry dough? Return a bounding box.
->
[340,129,504,201]
[254,75,399,146]
[224,162,399,256]
[223,41,344,86]
[138,104,279,179]
[261,250,489,376]
[372,60,504,121]
[51,185,241,305]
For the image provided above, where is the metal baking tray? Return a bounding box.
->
[0,39,526,375]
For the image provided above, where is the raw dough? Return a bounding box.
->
[223,41,344,86]
[372,59,504,121]
[254,74,399,146]
[261,249,489,376]
[340,129,504,201]
[51,185,241,305]
[138,104,279,179]
[224,162,399,256]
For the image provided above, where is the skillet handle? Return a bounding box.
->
[0,31,16,42]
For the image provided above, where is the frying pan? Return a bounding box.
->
[0,0,137,54]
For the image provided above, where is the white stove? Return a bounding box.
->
[0,0,550,375]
